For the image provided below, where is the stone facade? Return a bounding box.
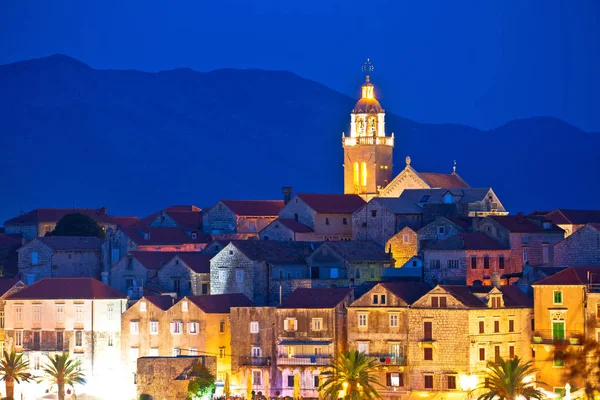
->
[417,217,467,248]
[423,248,512,285]
[203,200,279,235]
[136,356,217,400]
[553,224,600,268]
[157,255,210,296]
[386,227,418,267]
[110,255,159,294]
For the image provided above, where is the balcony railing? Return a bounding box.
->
[343,136,394,147]
[532,330,584,345]
[239,356,272,366]
[367,354,406,366]
[277,355,332,366]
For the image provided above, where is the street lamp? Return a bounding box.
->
[460,375,477,400]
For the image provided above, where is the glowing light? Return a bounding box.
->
[459,374,477,391]
[353,162,359,186]
[361,162,367,187]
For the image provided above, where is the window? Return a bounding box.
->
[75,330,83,347]
[56,332,63,350]
[111,249,120,262]
[149,348,158,356]
[430,260,441,269]
[188,322,198,334]
[358,313,368,328]
[284,318,298,331]
[218,270,227,281]
[389,314,399,328]
[150,321,159,335]
[554,351,564,367]
[201,282,209,295]
[447,260,459,269]
[390,343,402,359]
[325,218,330,225]
[75,307,83,322]
[357,342,369,354]
[552,321,565,340]
[15,331,23,347]
[107,333,114,347]
[509,345,515,359]
[484,255,490,269]
[15,306,22,322]
[181,301,188,312]
[330,268,339,279]
[443,192,453,204]
[56,306,64,323]
[31,252,39,265]
[424,321,432,340]
[130,321,139,335]
[252,346,261,357]
[189,347,198,356]
[403,234,409,243]
[170,321,183,334]
[423,347,433,360]
[314,347,322,356]
[491,296,501,308]
[312,318,323,331]
[219,347,225,358]
[107,304,115,320]
[479,347,485,361]
[33,306,41,323]
[220,320,226,333]
[372,295,379,305]
[343,217,348,225]
[314,375,320,388]
[509,319,515,332]
[431,296,447,308]
[388,372,403,387]
[250,321,259,333]
[380,295,386,304]
[287,375,295,387]
[253,370,262,386]
[499,255,505,269]
[447,375,457,390]
[553,290,563,305]
[471,256,477,269]
[494,320,500,333]
[479,320,485,334]
[31,354,40,370]
[173,279,181,294]
[523,247,529,263]
[437,226,445,235]
[33,331,40,350]
[424,375,434,389]
[494,345,501,363]
[0,311,4,328]
[172,348,181,357]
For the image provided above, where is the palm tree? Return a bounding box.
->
[318,350,382,400]
[477,356,544,400]
[0,351,33,400]
[41,353,87,400]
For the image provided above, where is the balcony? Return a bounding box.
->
[343,136,394,147]
[367,354,406,366]
[239,356,272,367]
[277,355,332,366]
[532,330,584,345]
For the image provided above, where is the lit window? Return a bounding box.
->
[150,321,159,335]
[361,162,367,187]
[357,342,369,354]
[130,321,139,335]
[312,318,323,331]
[285,318,298,331]
[389,372,403,387]
[358,313,368,328]
[389,314,399,328]
[181,301,188,312]
[140,301,147,312]
[250,321,259,333]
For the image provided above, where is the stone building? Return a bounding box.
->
[278,193,365,241]
[202,199,284,238]
[422,232,511,285]
[136,356,217,400]
[259,218,320,241]
[478,214,565,270]
[531,266,600,391]
[347,282,431,399]
[209,241,316,306]
[110,251,175,296]
[230,305,277,397]
[553,223,600,268]
[3,207,138,239]
[157,252,212,296]
[386,227,418,267]
[17,236,104,284]
[543,209,600,237]
[274,288,353,398]
[140,205,203,230]
[417,217,470,249]
[408,284,533,394]
[0,279,24,355]
[3,278,127,399]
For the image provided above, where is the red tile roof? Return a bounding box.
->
[164,205,202,212]
[280,287,353,308]
[122,227,208,246]
[446,217,471,230]
[177,253,212,274]
[545,209,600,225]
[438,285,487,307]
[166,211,203,228]
[419,173,470,189]
[187,293,253,313]
[379,282,432,304]
[533,266,600,286]
[232,241,316,264]
[0,279,23,297]
[34,236,104,251]
[274,218,313,233]
[6,278,126,300]
[296,194,366,214]
[486,215,563,233]
[4,208,139,227]
[221,200,284,217]
[499,286,533,307]
[428,232,507,251]
[142,295,177,310]
[129,251,178,270]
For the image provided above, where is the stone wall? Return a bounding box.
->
[423,249,467,285]
[110,257,155,294]
[554,224,600,268]
[351,200,397,246]
[418,218,466,247]
[279,198,317,229]
[158,258,210,296]
[4,223,38,239]
[386,227,418,267]
[203,202,237,234]
[210,244,263,304]
[466,249,513,285]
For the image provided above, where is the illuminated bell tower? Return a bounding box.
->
[343,59,394,200]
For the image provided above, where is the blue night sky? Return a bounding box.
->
[1,0,599,132]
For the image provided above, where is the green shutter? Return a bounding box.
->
[552,322,565,340]
[553,290,562,304]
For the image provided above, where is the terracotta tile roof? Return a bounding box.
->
[322,241,392,262]
[164,205,202,212]
[177,253,212,274]
[0,279,23,297]
[499,286,533,307]
[273,218,313,233]
[419,172,470,188]
[6,278,126,300]
[129,251,178,270]
[221,200,284,217]
[296,194,366,214]
[34,236,104,251]
[546,209,600,225]
[279,287,353,308]
[379,282,432,304]
[142,295,177,310]
[533,266,600,286]
[122,227,208,246]
[438,285,486,307]
[487,215,563,233]
[187,293,253,313]
[428,232,507,251]
[4,208,139,227]
[232,241,317,264]
[166,211,203,228]
[446,217,471,230]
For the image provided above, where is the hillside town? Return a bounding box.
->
[1,69,599,400]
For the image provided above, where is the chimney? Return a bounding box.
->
[99,206,108,215]
[491,272,501,289]
[282,187,293,205]
[516,212,524,224]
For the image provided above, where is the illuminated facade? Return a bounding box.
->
[343,63,394,200]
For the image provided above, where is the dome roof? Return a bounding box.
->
[353,97,383,114]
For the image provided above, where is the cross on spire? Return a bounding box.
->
[362,58,374,82]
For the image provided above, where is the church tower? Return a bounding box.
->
[343,59,394,200]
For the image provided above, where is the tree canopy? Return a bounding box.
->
[186,363,215,400]
[50,213,105,239]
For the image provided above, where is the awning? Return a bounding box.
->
[279,340,332,346]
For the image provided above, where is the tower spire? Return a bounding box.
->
[362,58,374,83]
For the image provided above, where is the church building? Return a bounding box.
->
[343,60,470,200]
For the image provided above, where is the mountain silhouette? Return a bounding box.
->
[0,54,598,223]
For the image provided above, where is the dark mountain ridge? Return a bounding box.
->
[0,54,598,223]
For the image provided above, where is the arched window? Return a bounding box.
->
[353,162,359,187]
[361,162,367,187]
